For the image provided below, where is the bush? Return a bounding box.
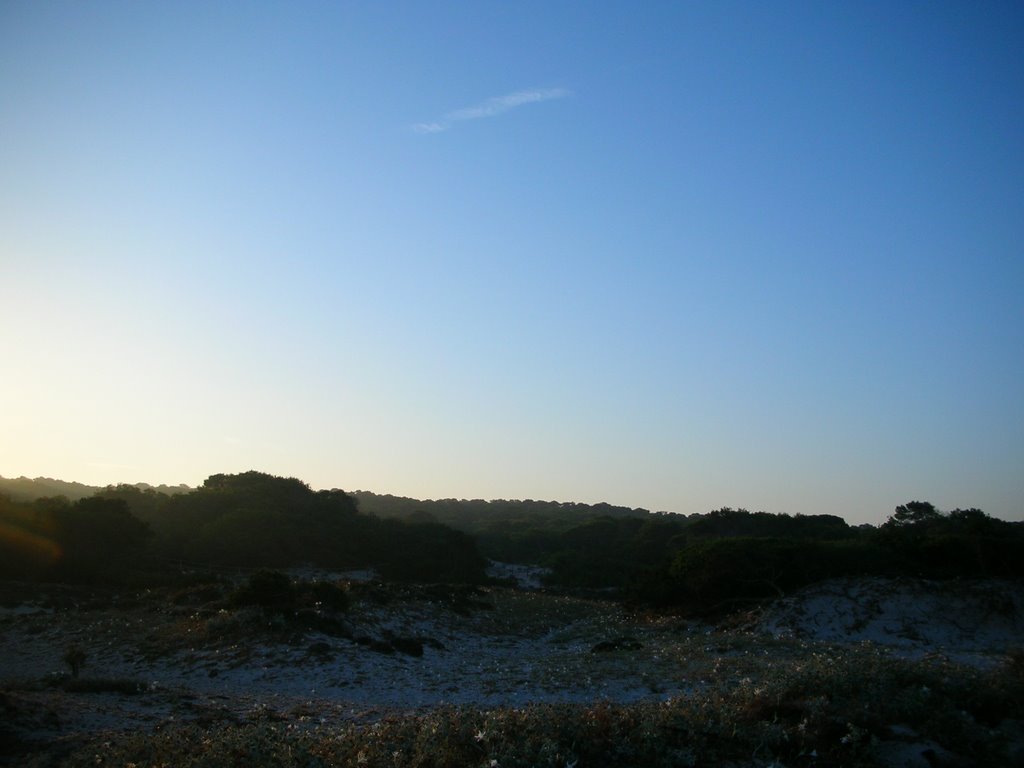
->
[300,579,350,612]
[915,534,1024,579]
[62,645,87,678]
[230,570,296,613]
[61,678,148,695]
[639,538,898,614]
[230,573,350,626]
[375,520,489,584]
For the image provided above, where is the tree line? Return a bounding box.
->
[627,502,1024,613]
[355,494,1024,611]
[1,474,1021,614]
[0,472,485,585]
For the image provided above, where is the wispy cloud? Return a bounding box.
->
[413,87,568,134]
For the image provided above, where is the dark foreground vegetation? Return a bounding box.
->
[1,571,1022,767]
[6,633,1024,767]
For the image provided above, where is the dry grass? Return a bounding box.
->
[4,578,1023,767]
[9,641,1023,767]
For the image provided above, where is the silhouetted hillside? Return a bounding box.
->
[3,473,1020,607]
[0,475,190,502]
[352,491,655,533]
[628,503,1024,614]
[0,472,487,585]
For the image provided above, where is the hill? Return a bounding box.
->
[0,472,487,585]
[0,475,191,502]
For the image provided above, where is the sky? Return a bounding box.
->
[2,2,1022,525]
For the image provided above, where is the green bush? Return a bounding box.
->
[60,677,148,695]
[230,570,296,613]
[375,520,489,584]
[300,579,351,612]
[228,571,350,636]
[914,534,1024,579]
[639,538,898,615]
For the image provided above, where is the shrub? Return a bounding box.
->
[300,579,350,612]
[642,538,897,614]
[230,570,296,613]
[222,573,349,640]
[62,645,87,678]
[33,651,1024,767]
[61,678,147,695]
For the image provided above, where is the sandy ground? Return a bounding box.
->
[753,576,1024,666]
[1,572,1021,760]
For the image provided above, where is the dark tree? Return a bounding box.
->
[50,497,152,581]
[888,500,941,527]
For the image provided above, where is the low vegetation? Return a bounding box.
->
[2,475,1022,764]
[14,646,1023,767]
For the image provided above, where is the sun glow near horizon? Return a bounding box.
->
[2,2,1022,525]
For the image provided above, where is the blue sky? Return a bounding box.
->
[2,2,1022,524]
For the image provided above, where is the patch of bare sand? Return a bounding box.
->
[754,576,1023,666]
[0,581,705,751]
[3,575,1021,760]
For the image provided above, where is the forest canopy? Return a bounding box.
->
[0,472,486,585]
[1,475,1021,612]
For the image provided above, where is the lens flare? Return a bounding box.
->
[0,522,62,566]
